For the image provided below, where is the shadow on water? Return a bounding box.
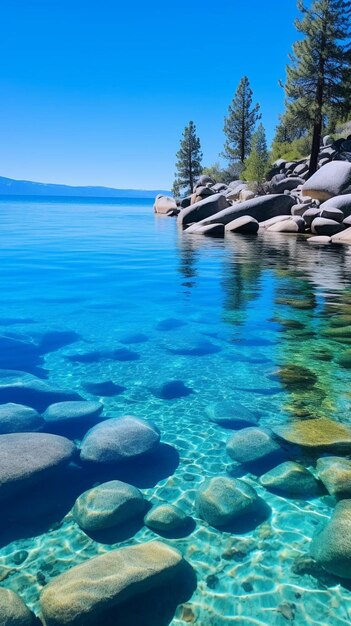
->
[0,445,180,547]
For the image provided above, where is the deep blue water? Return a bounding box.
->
[1,196,351,624]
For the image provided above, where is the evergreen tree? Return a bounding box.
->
[284,0,351,176]
[173,121,203,195]
[222,76,261,166]
[242,123,269,183]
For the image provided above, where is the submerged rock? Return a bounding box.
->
[0,432,75,501]
[226,427,280,464]
[0,369,81,411]
[0,402,43,434]
[43,400,103,424]
[165,338,220,357]
[0,587,34,625]
[206,401,257,428]
[274,364,317,388]
[80,416,160,464]
[40,541,185,626]
[154,380,193,400]
[83,381,126,397]
[144,503,189,532]
[260,461,320,497]
[316,456,351,497]
[72,480,145,532]
[310,499,351,578]
[196,476,258,527]
[273,418,351,452]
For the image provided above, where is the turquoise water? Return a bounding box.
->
[1,196,351,624]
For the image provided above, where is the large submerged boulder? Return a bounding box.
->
[316,456,351,498]
[80,416,161,464]
[40,541,185,626]
[72,480,145,532]
[310,499,351,578]
[196,476,258,527]
[144,503,189,532]
[260,461,320,497]
[43,400,103,425]
[226,427,281,464]
[177,193,229,227]
[0,369,82,411]
[0,402,43,434]
[0,587,35,625]
[0,432,75,501]
[301,161,351,201]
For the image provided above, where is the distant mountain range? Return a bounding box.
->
[0,176,170,198]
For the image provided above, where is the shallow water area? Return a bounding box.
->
[1,196,351,624]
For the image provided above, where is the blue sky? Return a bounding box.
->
[0,0,300,189]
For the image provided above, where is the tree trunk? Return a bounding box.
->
[308,118,322,177]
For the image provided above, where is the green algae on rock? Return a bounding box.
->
[40,541,185,626]
[337,349,351,368]
[310,499,351,578]
[72,480,146,532]
[273,364,317,388]
[196,476,259,528]
[0,587,34,625]
[260,461,320,497]
[316,456,351,497]
[274,418,351,452]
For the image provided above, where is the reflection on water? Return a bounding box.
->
[0,197,351,624]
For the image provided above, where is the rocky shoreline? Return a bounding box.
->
[155,133,351,246]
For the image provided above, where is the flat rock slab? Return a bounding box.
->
[0,369,82,411]
[40,541,183,626]
[273,418,351,451]
[80,415,160,464]
[0,587,34,625]
[307,236,331,245]
[0,432,75,501]
[302,161,351,201]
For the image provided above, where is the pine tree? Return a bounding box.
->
[242,123,269,183]
[173,121,203,195]
[222,76,261,166]
[284,0,351,176]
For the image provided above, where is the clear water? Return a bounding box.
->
[1,196,351,624]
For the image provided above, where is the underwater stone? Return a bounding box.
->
[274,418,351,452]
[80,415,160,464]
[206,401,257,428]
[0,402,43,434]
[226,427,281,464]
[274,364,317,388]
[0,432,76,501]
[156,318,186,331]
[43,400,103,424]
[119,333,148,344]
[310,499,351,578]
[40,541,184,626]
[154,380,193,400]
[83,381,126,397]
[0,587,34,625]
[337,349,351,368]
[144,503,189,532]
[72,480,145,532]
[0,369,82,411]
[196,476,258,528]
[316,456,351,497]
[260,461,320,497]
[165,339,221,356]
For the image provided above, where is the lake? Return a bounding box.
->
[1,196,351,625]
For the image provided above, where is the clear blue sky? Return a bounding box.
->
[0,0,301,189]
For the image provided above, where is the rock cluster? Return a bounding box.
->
[158,133,351,246]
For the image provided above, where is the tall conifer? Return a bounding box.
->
[284,0,351,176]
[222,76,261,166]
[173,121,203,195]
